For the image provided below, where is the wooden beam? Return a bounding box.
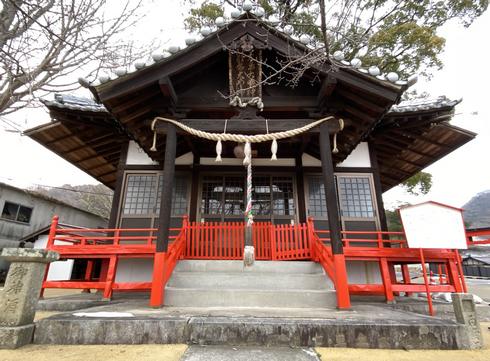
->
[159,77,178,105]
[336,87,386,114]
[317,75,337,106]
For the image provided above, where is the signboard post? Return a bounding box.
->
[399,201,468,316]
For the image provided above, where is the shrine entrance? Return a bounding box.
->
[198,174,297,225]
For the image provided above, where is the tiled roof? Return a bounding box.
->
[81,11,417,89]
[389,96,461,113]
[41,94,107,113]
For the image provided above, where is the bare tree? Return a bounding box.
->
[0,0,153,115]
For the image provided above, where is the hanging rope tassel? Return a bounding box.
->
[271,139,278,161]
[215,139,222,162]
[332,118,345,154]
[150,120,158,152]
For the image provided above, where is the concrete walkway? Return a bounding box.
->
[181,346,320,361]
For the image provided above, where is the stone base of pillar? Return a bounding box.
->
[0,324,35,349]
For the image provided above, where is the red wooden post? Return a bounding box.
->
[40,215,59,298]
[114,229,121,245]
[181,216,188,259]
[333,254,351,309]
[102,255,118,300]
[270,223,277,261]
[419,248,435,316]
[99,259,109,282]
[455,250,468,293]
[82,260,94,293]
[447,258,464,293]
[401,264,412,296]
[379,258,395,303]
[46,215,59,249]
[150,252,167,307]
[307,217,317,261]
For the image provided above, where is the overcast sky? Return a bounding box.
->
[0,3,489,210]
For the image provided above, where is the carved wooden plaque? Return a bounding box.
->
[228,35,263,99]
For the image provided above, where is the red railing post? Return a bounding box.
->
[307,217,316,261]
[377,231,383,248]
[181,215,188,259]
[419,248,435,316]
[270,223,277,261]
[114,229,120,246]
[41,215,59,298]
[46,215,59,249]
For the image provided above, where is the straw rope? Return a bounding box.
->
[150,115,339,151]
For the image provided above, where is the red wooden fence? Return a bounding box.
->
[184,221,310,260]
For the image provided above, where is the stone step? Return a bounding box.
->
[167,272,334,290]
[174,260,324,274]
[164,288,337,308]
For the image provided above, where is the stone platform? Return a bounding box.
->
[33,294,475,349]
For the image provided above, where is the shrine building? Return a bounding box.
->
[25,12,475,309]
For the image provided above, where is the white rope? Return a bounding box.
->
[229,96,264,111]
[150,116,337,150]
[332,118,345,154]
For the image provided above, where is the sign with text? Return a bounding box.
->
[399,201,467,249]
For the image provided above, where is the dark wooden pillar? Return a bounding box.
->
[319,123,343,255]
[107,142,129,229]
[295,155,307,224]
[188,155,200,222]
[319,122,351,309]
[368,141,388,231]
[150,124,176,307]
[156,124,177,252]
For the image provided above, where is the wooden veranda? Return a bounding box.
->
[41,215,472,315]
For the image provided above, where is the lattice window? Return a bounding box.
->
[200,176,223,215]
[155,175,189,216]
[338,176,375,218]
[122,175,157,215]
[272,177,295,216]
[223,176,244,216]
[307,176,327,218]
[252,176,271,216]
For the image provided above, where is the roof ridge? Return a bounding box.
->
[77,8,417,90]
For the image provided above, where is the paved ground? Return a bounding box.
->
[181,346,320,361]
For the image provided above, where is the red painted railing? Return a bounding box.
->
[184,221,310,260]
[466,229,490,246]
[41,215,469,313]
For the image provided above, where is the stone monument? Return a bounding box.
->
[0,248,59,349]
[452,293,483,349]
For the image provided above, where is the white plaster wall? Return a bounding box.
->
[126,140,158,165]
[34,234,74,281]
[302,153,321,167]
[115,258,153,282]
[176,152,194,165]
[346,260,382,284]
[337,142,371,168]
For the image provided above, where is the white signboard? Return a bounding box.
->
[399,201,467,249]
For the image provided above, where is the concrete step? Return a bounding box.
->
[164,288,337,308]
[167,272,334,290]
[174,260,324,274]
